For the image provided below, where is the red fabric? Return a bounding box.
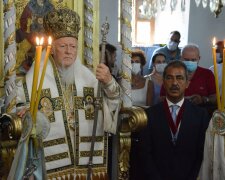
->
[160,66,216,96]
[163,100,184,135]
[20,5,32,32]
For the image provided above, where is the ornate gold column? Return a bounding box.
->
[0,0,4,99]
[120,0,132,107]
[3,0,17,114]
[73,0,100,72]
[119,107,148,180]
[119,0,133,179]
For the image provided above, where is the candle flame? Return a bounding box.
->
[36,37,40,45]
[40,37,44,45]
[48,36,52,45]
[213,37,216,46]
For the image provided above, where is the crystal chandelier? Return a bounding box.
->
[195,0,224,17]
[137,0,224,19]
[137,0,186,19]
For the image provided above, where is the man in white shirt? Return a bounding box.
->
[142,60,209,180]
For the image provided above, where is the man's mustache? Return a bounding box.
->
[169,85,179,91]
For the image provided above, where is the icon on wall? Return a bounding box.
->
[15,0,66,76]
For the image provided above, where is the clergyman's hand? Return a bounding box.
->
[17,107,28,118]
[96,63,112,85]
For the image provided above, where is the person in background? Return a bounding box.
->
[142,60,209,180]
[209,40,224,95]
[181,44,217,110]
[131,49,153,107]
[100,43,119,80]
[16,8,121,179]
[145,52,167,105]
[129,49,153,180]
[99,43,119,178]
[149,31,181,71]
[161,44,217,116]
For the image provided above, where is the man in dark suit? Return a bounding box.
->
[142,60,210,180]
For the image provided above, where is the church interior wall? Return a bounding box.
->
[100,0,225,69]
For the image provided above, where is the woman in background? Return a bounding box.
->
[130,49,153,180]
[145,52,167,105]
[131,49,153,107]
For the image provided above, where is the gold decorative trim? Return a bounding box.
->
[4,32,15,49]
[120,72,132,82]
[5,97,16,114]
[80,150,103,157]
[5,65,16,77]
[84,41,94,51]
[118,106,148,180]
[84,3,93,14]
[0,0,3,98]
[3,1,14,12]
[120,106,148,132]
[121,17,131,28]
[47,167,107,179]
[119,133,131,175]
[80,136,103,143]
[45,152,69,162]
[43,138,66,148]
[84,21,93,32]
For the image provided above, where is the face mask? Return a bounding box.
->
[183,61,198,72]
[216,53,222,63]
[155,63,167,74]
[167,41,178,51]
[132,63,141,75]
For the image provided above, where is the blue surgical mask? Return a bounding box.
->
[183,61,198,72]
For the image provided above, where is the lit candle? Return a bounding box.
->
[221,40,225,110]
[212,37,221,110]
[33,36,52,120]
[30,37,44,119]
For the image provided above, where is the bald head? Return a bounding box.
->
[181,44,200,58]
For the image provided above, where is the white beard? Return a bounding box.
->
[57,57,82,86]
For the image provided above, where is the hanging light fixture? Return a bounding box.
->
[209,0,223,17]
[195,0,224,18]
[138,0,224,19]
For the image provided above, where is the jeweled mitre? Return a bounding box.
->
[43,8,80,39]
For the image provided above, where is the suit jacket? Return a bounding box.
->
[142,99,210,180]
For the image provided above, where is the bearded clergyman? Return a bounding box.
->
[15,8,121,179]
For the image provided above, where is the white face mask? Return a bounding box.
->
[155,63,167,74]
[216,53,222,63]
[132,63,141,75]
[167,40,178,51]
